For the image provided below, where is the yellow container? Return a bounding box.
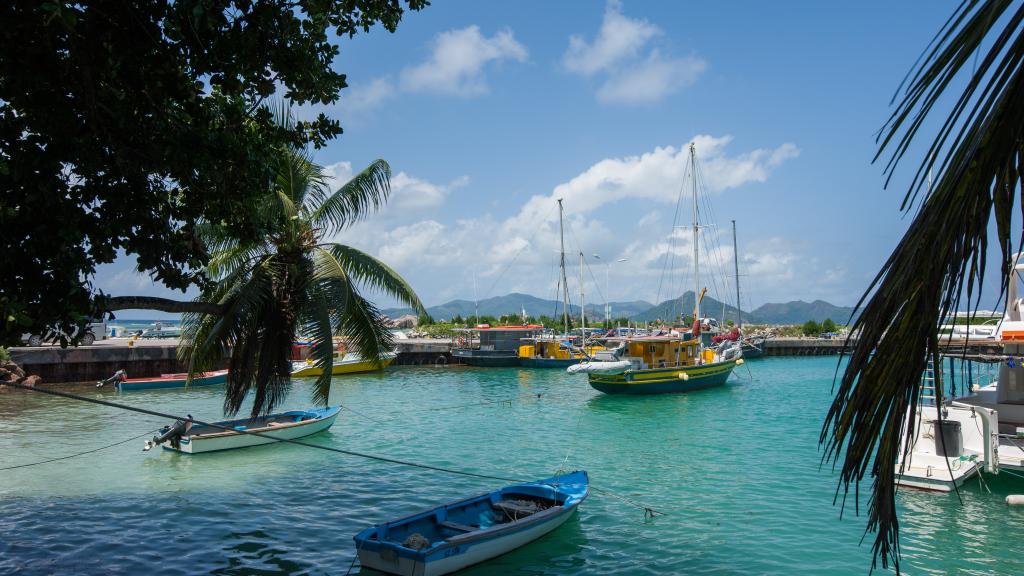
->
[702,349,715,363]
[518,345,535,358]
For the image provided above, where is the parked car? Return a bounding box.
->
[23,319,108,347]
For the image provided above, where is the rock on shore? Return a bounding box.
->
[0,359,40,390]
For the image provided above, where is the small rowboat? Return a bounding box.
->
[112,369,229,391]
[144,406,340,454]
[354,470,588,576]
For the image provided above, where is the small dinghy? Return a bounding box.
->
[353,470,588,576]
[566,360,632,375]
[99,369,229,391]
[144,406,340,454]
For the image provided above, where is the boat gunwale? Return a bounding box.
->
[356,472,588,558]
[185,406,340,440]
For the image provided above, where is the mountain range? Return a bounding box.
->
[383,291,855,325]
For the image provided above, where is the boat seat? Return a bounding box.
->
[438,520,476,533]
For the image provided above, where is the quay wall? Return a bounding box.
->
[10,337,860,384]
[762,338,851,356]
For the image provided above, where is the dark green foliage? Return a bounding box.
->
[821,318,838,333]
[801,320,821,336]
[181,112,423,416]
[822,1,1024,570]
[0,0,427,345]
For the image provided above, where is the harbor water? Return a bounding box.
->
[1,356,1022,575]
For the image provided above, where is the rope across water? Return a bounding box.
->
[2,382,666,516]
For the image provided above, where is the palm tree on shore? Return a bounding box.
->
[822,1,1024,570]
[179,110,424,417]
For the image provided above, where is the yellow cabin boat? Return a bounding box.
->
[518,336,605,368]
[291,350,397,377]
[579,335,742,394]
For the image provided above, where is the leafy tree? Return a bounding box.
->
[451,314,465,326]
[823,2,1024,569]
[417,313,435,327]
[801,320,821,336]
[821,318,837,333]
[181,115,423,416]
[0,0,427,345]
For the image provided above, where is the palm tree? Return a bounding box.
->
[822,1,1024,570]
[180,113,424,418]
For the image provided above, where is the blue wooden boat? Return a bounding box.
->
[353,470,588,576]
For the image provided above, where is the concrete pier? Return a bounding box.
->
[10,336,866,384]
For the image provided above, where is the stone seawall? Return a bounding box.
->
[762,338,850,356]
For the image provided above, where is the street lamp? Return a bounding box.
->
[593,255,628,327]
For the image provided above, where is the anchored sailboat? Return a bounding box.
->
[569,143,742,394]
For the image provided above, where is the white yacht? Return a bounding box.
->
[896,254,1024,492]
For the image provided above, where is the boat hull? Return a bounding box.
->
[519,357,582,368]
[292,353,396,377]
[163,406,339,454]
[117,370,228,391]
[588,359,737,394]
[452,350,521,367]
[355,471,588,576]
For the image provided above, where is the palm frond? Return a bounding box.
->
[298,284,337,407]
[823,0,1024,570]
[311,247,395,364]
[309,159,391,235]
[324,243,426,314]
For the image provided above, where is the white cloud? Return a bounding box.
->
[339,136,801,308]
[322,161,468,212]
[563,0,660,75]
[596,51,707,104]
[342,76,396,114]
[400,26,528,96]
[564,1,706,104]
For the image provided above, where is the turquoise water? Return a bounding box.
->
[1,357,1022,575]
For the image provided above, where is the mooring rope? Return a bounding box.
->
[2,382,667,516]
[0,427,159,471]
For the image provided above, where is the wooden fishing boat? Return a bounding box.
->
[111,369,229,391]
[353,470,588,576]
[519,336,605,368]
[583,336,741,394]
[451,325,543,367]
[291,350,397,377]
[144,406,340,454]
[569,143,744,394]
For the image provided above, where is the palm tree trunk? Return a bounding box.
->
[103,296,224,316]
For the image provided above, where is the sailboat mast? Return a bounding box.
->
[579,251,586,346]
[691,143,700,326]
[558,199,570,335]
[732,220,741,329]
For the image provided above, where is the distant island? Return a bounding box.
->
[382,291,855,325]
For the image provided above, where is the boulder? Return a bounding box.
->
[18,374,41,387]
[2,371,18,382]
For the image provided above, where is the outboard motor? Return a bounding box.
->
[97,369,127,388]
[143,416,192,451]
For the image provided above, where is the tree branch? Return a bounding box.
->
[103,296,224,316]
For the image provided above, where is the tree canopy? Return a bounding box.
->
[0,0,427,345]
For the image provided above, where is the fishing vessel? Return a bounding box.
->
[291,350,397,377]
[102,369,229,391]
[730,220,766,358]
[452,325,543,367]
[143,406,340,454]
[568,143,742,394]
[895,253,1024,492]
[519,200,604,368]
[519,333,604,368]
[353,470,588,576]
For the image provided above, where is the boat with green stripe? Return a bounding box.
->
[580,335,741,394]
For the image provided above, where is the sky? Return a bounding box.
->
[98,0,968,318]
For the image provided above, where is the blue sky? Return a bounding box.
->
[100,1,967,318]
